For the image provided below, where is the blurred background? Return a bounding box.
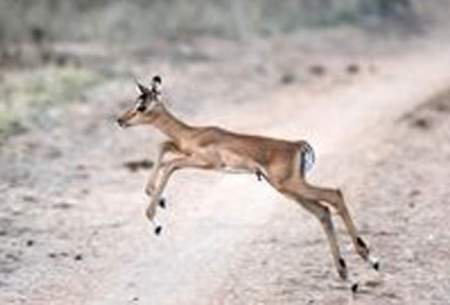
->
[1,0,450,139]
[1,0,448,43]
[1,1,450,305]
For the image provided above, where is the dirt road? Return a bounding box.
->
[1,35,450,305]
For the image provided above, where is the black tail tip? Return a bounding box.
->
[154,226,162,235]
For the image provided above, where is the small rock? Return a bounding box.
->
[409,189,421,197]
[46,147,63,159]
[411,117,431,129]
[365,279,382,288]
[76,164,86,170]
[53,202,73,209]
[26,240,34,247]
[123,159,154,172]
[22,195,37,203]
[308,64,326,76]
[5,253,19,261]
[280,73,296,85]
[74,254,83,261]
[434,102,450,113]
[346,63,360,74]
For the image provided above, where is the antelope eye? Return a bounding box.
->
[137,104,146,112]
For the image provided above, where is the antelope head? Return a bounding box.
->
[117,75,163,128]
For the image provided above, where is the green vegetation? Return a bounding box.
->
[0,0,447,139]
[0,0,446,45]
[0,67,102,138]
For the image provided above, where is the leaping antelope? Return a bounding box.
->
[117,75,379,282]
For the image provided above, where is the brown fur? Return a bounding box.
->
[117,80,377,280]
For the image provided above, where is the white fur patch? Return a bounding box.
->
[300,143,315,174]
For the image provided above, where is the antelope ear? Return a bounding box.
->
[151,75,162,93]
[152,75,162,84]
[136,81,151,95]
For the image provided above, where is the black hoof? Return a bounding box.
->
[154,226,162,235]
[351,283,359,293]
[338,258,348,280]
[159,198,166,209]
[373,261,380,271]
[357,237,368,250]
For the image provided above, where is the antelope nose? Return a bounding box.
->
[117,118,125,127]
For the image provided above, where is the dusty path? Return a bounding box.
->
[221,77,450,305]
[1,37,450,305]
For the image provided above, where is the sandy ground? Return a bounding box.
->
[1,31,450,305]
[220,69,450,305]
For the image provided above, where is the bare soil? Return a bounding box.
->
[219,86,450,305]
[1,30,450,305]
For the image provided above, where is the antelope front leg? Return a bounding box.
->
[145,157,211,233]
[145,141,178,197]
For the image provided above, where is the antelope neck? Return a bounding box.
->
[150,105,193,145]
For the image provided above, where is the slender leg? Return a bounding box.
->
[145,157,212,224]
[145,141,179,196]
[293,196,348,280]
[298,182,377,269]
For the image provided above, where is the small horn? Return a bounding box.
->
[151,75,162,93]
[134,78,151,95]
[152,75,162,85]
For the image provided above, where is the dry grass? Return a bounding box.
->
[1,0,449,46]
[0,66,102,138]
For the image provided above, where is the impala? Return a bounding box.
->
[117,75,378,283]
